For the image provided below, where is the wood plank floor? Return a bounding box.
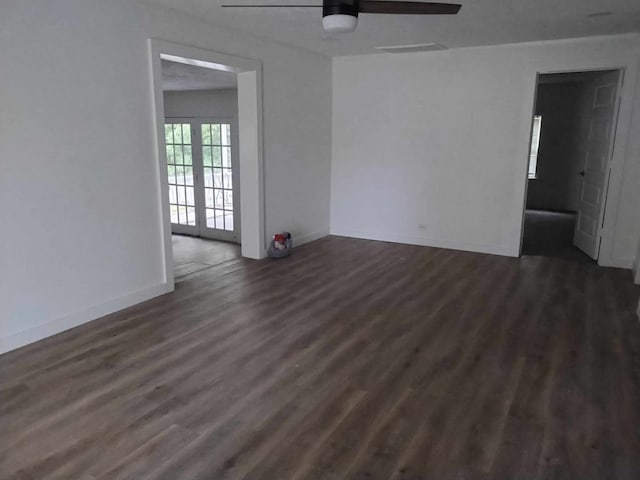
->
[172,234,241,282]
[1,236,640,479]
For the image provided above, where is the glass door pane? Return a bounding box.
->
[165,123,197,232]
[201,123,235,233]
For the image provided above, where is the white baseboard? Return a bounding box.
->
[0,282,173,355]
[330,228,515,257]
[293,230,329,248]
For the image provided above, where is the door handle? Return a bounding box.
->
[578,170,585,177]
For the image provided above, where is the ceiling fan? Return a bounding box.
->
[221,1,462,33]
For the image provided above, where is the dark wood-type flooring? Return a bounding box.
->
[522,210,595,264]
[1,236,640,479]
[172,234,241,282]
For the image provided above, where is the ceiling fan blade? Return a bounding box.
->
[221,4,321,7]
[358,1,461,14]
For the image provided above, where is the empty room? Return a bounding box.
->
[2,1,640,479]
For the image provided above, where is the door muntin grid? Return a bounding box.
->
[165,123,196,227]
[202,123,234,232]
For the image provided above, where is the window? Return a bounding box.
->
[528,115,542,179]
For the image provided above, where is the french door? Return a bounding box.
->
[165,118,239,243]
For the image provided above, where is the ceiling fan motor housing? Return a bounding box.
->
[323,0,359,17]
[322,0,359,33]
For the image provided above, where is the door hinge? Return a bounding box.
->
[597,235,603,258]
[601,167,612,229]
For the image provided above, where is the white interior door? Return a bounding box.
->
[165,118,239,243]
[573,70,623,259]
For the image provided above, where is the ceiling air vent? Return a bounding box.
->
[587,11,613,18]
[376,43,448,54]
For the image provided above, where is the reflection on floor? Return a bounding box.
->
[172,234,241,281]
[522,209,595,263]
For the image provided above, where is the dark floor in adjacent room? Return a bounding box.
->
[1,236,639,479]
[522,209,595,263]
[172,234,241,281]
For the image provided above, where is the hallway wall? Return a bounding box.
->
[526,82,583,211]
[163,89,238,118]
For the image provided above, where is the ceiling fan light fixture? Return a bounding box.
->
[322,14,358,33]
[222,1,461,35]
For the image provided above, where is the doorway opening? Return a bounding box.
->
[521,69,624,263]
[162,60,242,280]
[149,40,265,288]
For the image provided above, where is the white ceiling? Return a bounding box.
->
[161,59,238,91]
[143,0,640,56]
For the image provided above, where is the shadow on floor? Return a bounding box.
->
[522,210,595,264]
[172,234,241,281]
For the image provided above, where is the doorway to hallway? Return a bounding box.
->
[159,58,244,281]
[150,39,266,291]
[521,69,623,263]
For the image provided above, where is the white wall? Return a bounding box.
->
[163,89,238,118]
[331,34,640,265]
[0,0,332,353]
